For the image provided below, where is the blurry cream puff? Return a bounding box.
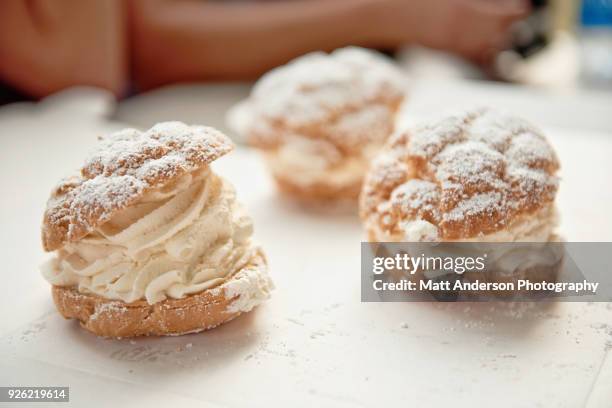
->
[230,46,408,204]
[41,122,273,337]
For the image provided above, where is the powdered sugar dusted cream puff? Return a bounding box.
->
[360,107,560,242]
[232,46,408,204]
[41,122,273,337]
[360,107,563,296]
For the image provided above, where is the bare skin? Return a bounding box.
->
[0,0,127,98]
[0,0,529,97]
[378,0,530,59]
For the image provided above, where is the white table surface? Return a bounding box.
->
[0,82,611,408]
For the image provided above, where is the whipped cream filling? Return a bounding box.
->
[42,169,256,304]
[371,205,562,276]
[265,135,379,188]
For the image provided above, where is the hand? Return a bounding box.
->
[375,0,530,61]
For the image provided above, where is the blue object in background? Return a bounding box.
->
[581,0,612,27]
[579,0,612,87]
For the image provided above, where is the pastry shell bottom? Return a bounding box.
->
[51,250,269,338]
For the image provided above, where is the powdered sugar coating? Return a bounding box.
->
[390,179,440,221]
[246,47,407,154]
[211,252,274,314]
[360,107,560,240]
[252,47,406,126]
[42,122,234,251]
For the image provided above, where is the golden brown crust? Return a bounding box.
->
[360,107,560,240]
[51,251,270,338]
[42,122,234,251]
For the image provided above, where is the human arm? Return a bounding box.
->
[0,0,127,98]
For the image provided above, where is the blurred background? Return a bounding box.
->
[0,0,610,136]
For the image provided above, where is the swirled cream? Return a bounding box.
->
[41,169,256,304]
[371,205,562,277]
[265,135,380,188]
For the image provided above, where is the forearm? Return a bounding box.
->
[130,0,393,87]
[0,0,127,98]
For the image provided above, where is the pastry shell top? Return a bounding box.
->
[245,47,407,155]
[42,122,234,252]
[360,107,560,240]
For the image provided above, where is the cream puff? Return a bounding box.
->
[360,106,560,241]
[360,107,562,293]
[41,122,273,337]
[231,46,408,204]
